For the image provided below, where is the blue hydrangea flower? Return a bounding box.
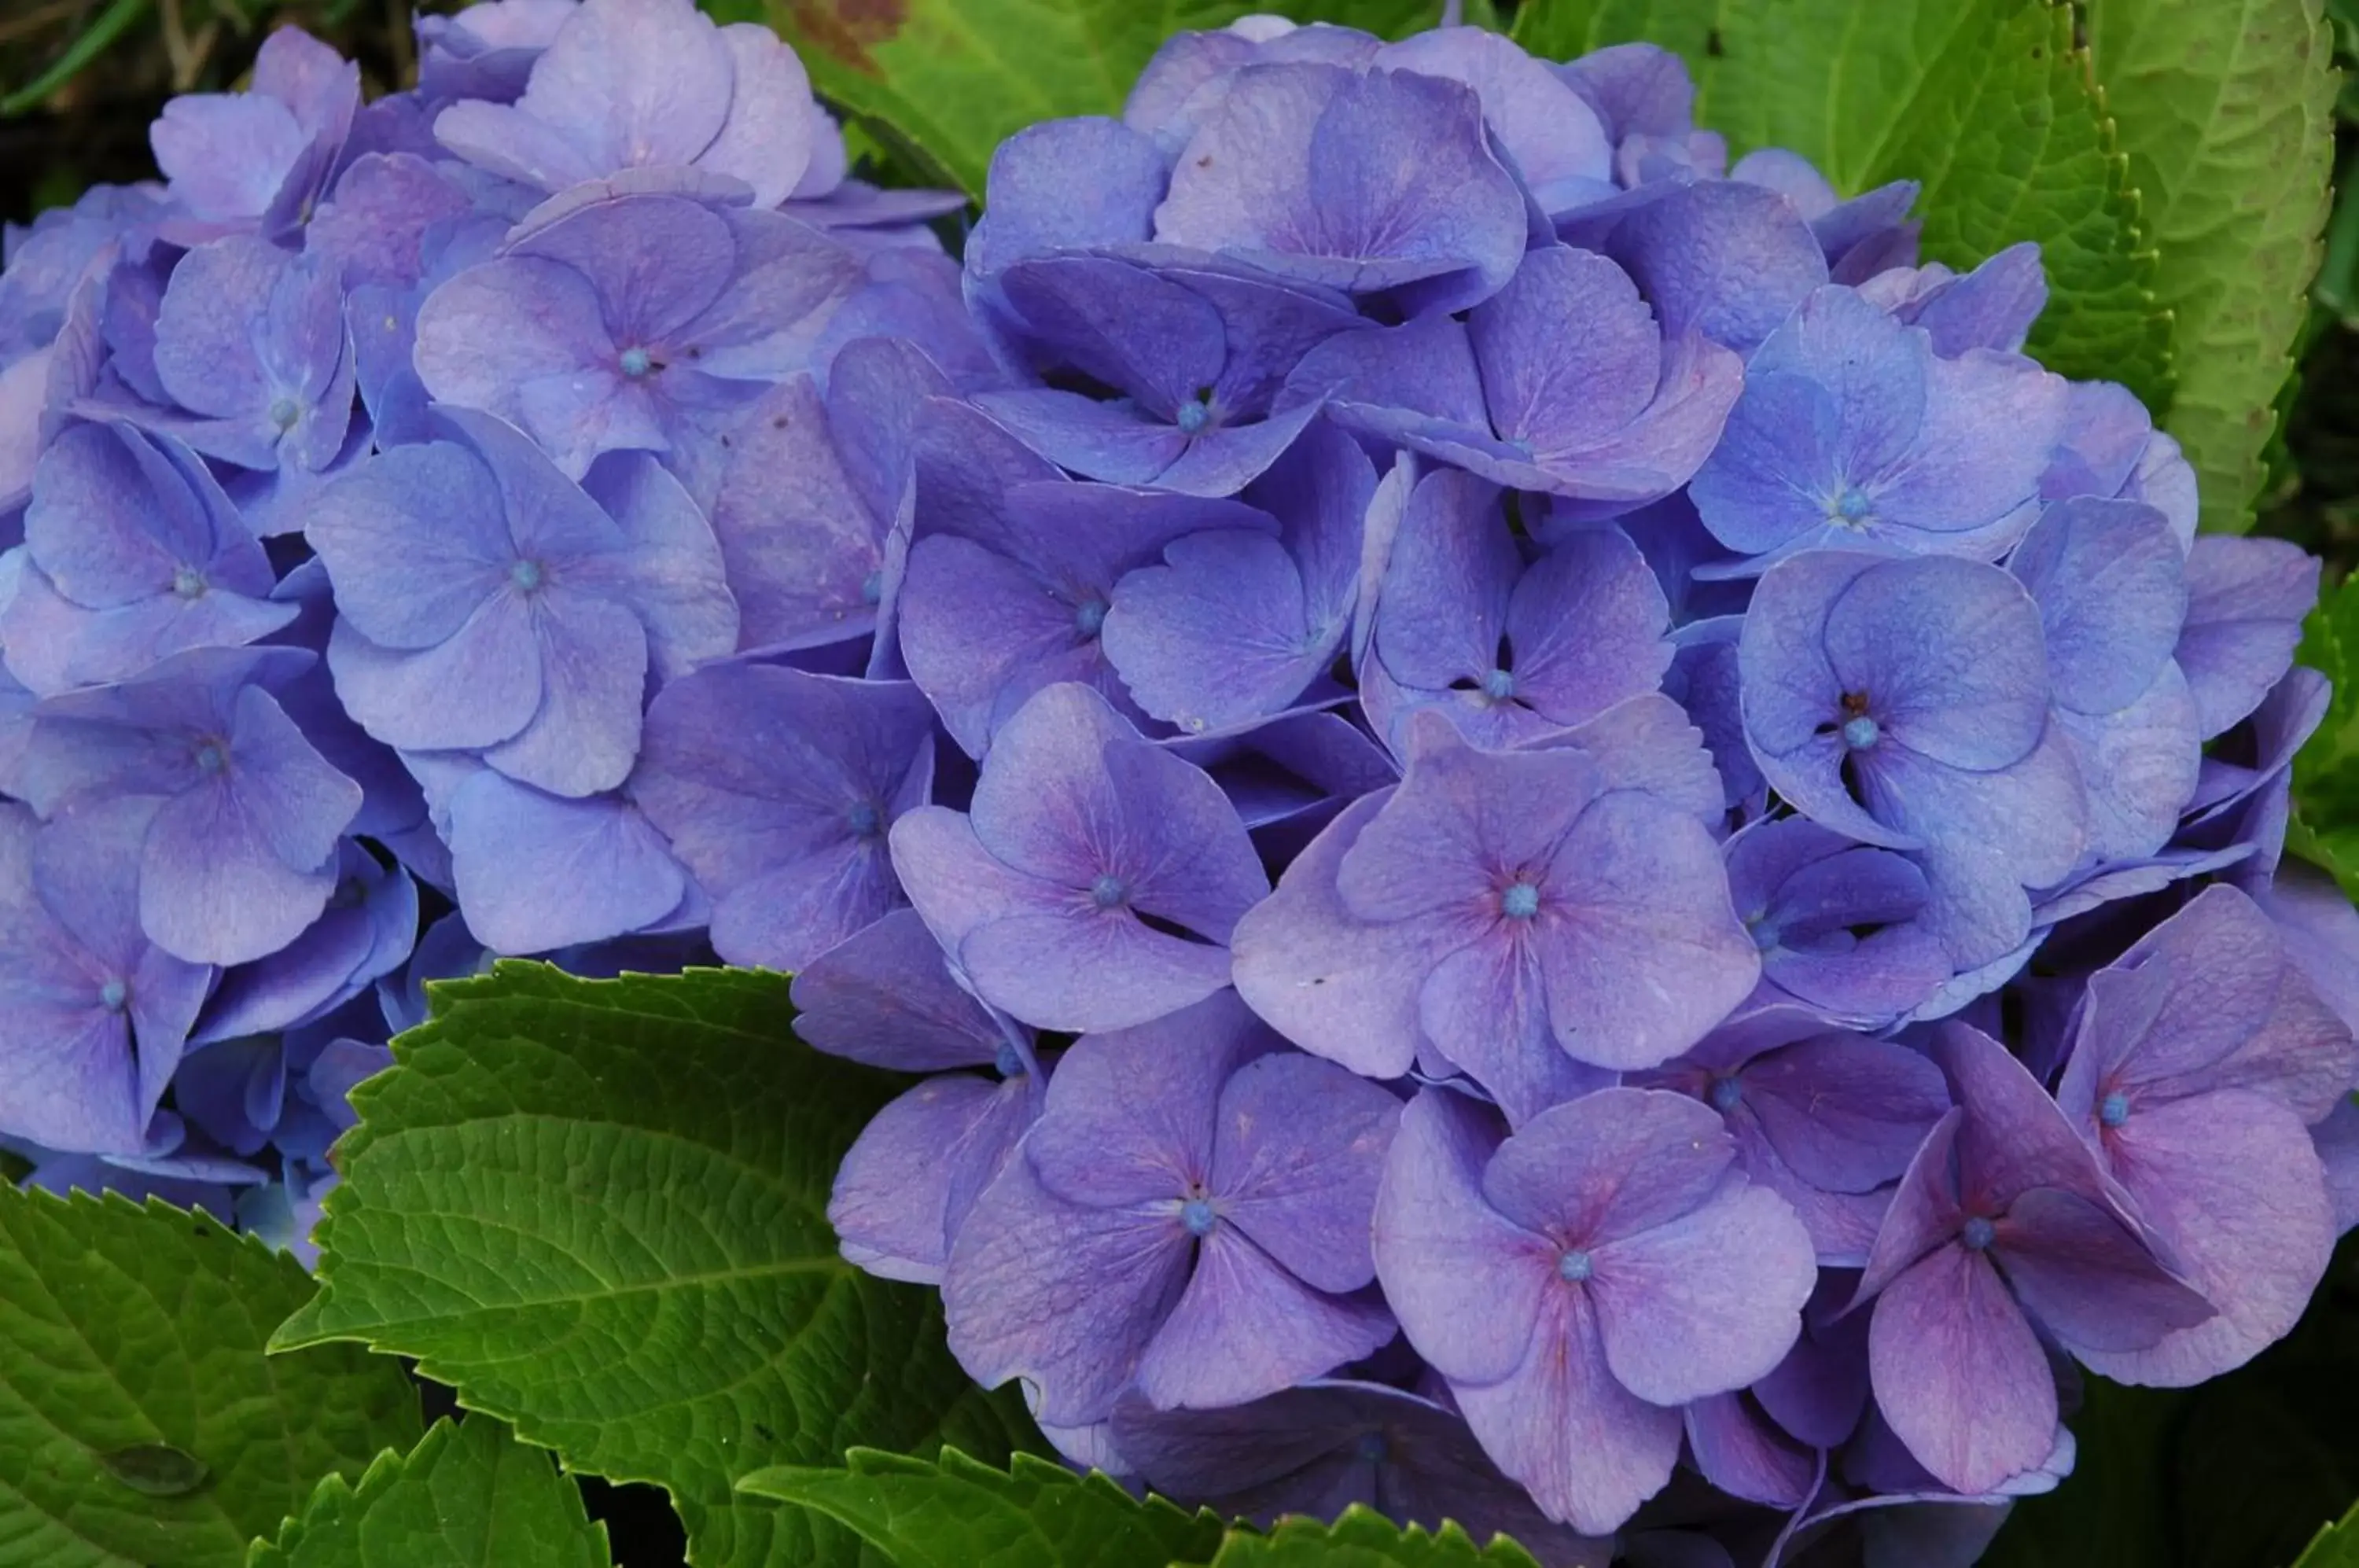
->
[12,646,362,966]
[890,682,1268,1032]
[414,0,576,108]
[1853,1022,2213,1495]
[414,179,868,488]
[1110,1381,1612,1565]
[945,989,1400,1424]
[631,663,934,970]
[305,405,736,798]
[1721,816,1952,1026]
[1691,285,2066,564]
[1232,712,1757,1121]
[802,909,1046,1284]
[974,256,1359,497]
[1372,1086,1815,1533]
[2054,886,2357,1385]
[1356,467,1672,751]
[0,797,213,1154]
[431,0,837,208]
[1738,549,2085,966]
[149,27,359,243]
[2,422,295,694]
[1290,246,1741,516]
[1151,61,1529,317]
[188,839,417,1044]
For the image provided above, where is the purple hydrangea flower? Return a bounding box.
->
[188,839,416,1045]
[1233,712,1757,1122]
[944,988,1400,1424]
[1372,1086,1816,1533]
[2008,496,2199,867]
[1356,468,1672,751]
[1290,247,1740,517]
[2053,886,2357,1384]
[306,405,735,798]
[0,797,212,1154]
[974,257,1359,497]
[1690,285,2066,564]
[631,663,933,970]
[2173,534,2320,741]
[1853,1021,2213,1494]
[899,421,1279,756]
[1123,21,1382,156]
[415,0,578,108]
[1574,179,1827,356]
[132,236,356,490]
[432,0,837,208]
[1553,42,1724,187]
[12,646,362,966]
[1151,61,1529,317]
[1857,242,2048,359]
[1099,419,1371,734]
[414,179,867,489]
[1730,149,1923,282]
[1110,1380,1612,1566]
[1739,549,2085,966]
[1722,817,1952,1026]
[1636,1010,1950,1263]
[2,422,295,694]
[149,28,358,242]
[707,336,948,664]
[1372,28,1614,219]
[2040,378,2199,545]
[804,909,1044,1284]
[890,682,1268,1032]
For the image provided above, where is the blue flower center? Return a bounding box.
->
[1481,668,1516,701]
[171,566,206,599]
[1180,1197,1218,1237]
[1074,596,1110,638]
[995,1040,1028,1079]
[98,978,127,1012]
[1961,1216,1997,1252]
[193,742,226,775]
[1500,881,1540,920]
[510,559,545,593]
[1558,1249,1593,1283]
[268,396,300,432]
[1175,398,1213,435]
[619,347,653,378]
[859,570,884,606]
[2100,1091,2132,1128]
[1708,1076,1744,1113]
[1842,714,1882,750]
[1354,1432,1388,1463]
[1090,874,1128,910]
[1749,916,1783,952]
[846,801,883,839]
[1831,486,1875,526]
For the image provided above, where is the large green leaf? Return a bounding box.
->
[743,1452,1550,1568]
[1194,1511,1543,1567]
[740,1448,1227,1568]
[0,1189,418,1568]
[271,963,1039,1568]
[2296,1503,2359,1567]
[1514,0,2168,405]
[247,1417,610,1568]
[2085,0,2339,533]
[771,0,1459,199]
[2295,572,2359,820]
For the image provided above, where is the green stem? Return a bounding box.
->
[1,0,156,118]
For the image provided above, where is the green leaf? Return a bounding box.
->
[1192,1508,1544,1566]
[771,0,1460,199]
[0,1189,420,1568]
[270,963,1039,1568]
[2295,571,2359,826]
[2085,0,2339,532]
[1509,0,1724,64]
[2295,1502,2359,1567]
[247,1417,611,1568]
[740,1447,1227,1568]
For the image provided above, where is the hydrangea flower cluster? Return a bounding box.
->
[0,0,974,1248]
[2,5,2355,1562]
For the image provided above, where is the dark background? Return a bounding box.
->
[8,3,2359,1565]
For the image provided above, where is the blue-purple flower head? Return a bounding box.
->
[0,6,2352,1552]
